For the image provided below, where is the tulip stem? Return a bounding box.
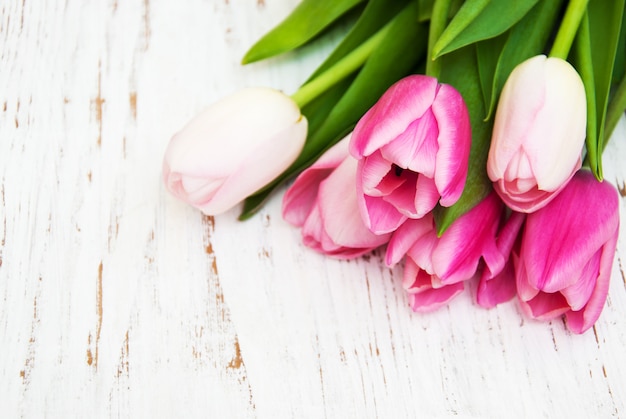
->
[290,20,392,109]
[426,0,452,79]
[549,0,590,60]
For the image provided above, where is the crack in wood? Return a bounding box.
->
[91,62,105,147]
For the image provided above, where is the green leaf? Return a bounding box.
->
[307,0,411,81]
[239,1,427,220]
[476,35,507,115]
[576,0,625,180]
[575,16,599,178]
[478,0,564,120]
[302,78,356,136]
[432,0,540,59]
[605,11,626,143]
[241,0,366,64]
[435,45,494,235]
[418,0,465,22]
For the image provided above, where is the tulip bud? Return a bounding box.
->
[487,55,587,213]
[282,136,391,259]
[515,170,619,334]
[163,87,307,215]
[350,75,471,234]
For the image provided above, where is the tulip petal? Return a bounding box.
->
[350,75,439,158]
[283,136,350,226]
[477,211,525,308]
[560,248,601,311]
[166,88,304,178]
[207,117,308,214]
[488,55,546,182]
[360,195,407,234]
[477,261,517,308]
[431,84,471,205]
[380,109,439,178]
[385,216,434,266]
[565,220,618,334]
[382,170,419,217]
[404,260,464,312]
[359,151,393,196]
[524,58,586,192]
[356,159,407,234]
[413,175,440,218]
[432,193,502,284]
[406,228,438,274]
[515,251,540,302]
[318,157,391,249]
[408,284,465,312]
[519,292,571,321]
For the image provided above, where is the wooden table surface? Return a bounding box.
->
[2,1,626,417]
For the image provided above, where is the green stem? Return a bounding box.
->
[291,21,392,109]
[549,0,590,59]
[603,75,626,153]
[426,0,452,78]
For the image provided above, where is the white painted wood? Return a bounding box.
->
[1,1,625,417]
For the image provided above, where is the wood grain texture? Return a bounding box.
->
[1,0,625,417]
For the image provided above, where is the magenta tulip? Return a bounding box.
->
[387,193,504,312]
[349,75,471,234]
[163,87,307,215]
[515,170,619,334]
[282,136,391,259]
[487,55,586,213]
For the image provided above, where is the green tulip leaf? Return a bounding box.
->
[476,35,507,115]
[241,0,366,64]
[435,45,494,235]
[478,0,564,120]
[239,1,427,220]
[418,0,465,22]
[604,11,626,143]
[432,0,540,59]
[307,0,411,82]
[576,0,625,180]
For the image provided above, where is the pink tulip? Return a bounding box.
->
[349,75,471,234]
[487,55,586,213]
[388,193,504,312]
[282,136,391,259]
[163,87,307,215]
[515,170,619,334]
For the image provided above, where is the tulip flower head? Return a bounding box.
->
[163,87,307,215]
[282,136,391,259]
[487,55,587,213]
[387,193,504,312]
[350,75,471,234]
[515,170,619,334]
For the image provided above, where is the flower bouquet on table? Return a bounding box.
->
[163,0,626,334]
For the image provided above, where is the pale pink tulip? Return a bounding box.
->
[163,87,307,215]
[487,55,586,213]
[349,75,471,234]
[282,136,391,259]
[388,193,504,312]
[516,170,619,334]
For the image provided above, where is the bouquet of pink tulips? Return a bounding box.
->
[163,0,626,334]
